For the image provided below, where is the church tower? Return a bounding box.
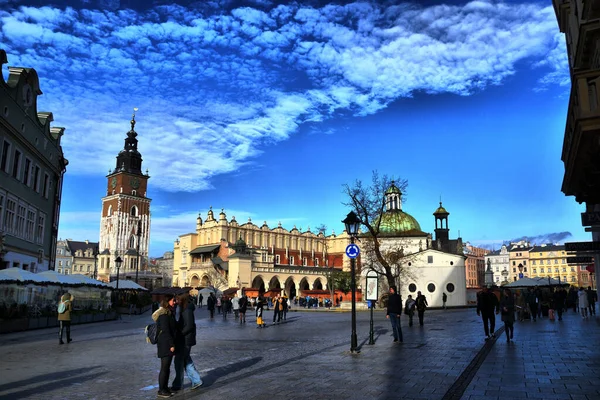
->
[433,201,450,249]
[98,110,151,282]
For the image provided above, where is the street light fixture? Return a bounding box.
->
[342,210,360,353]
[115,256,123,291]
[135,220,142,284]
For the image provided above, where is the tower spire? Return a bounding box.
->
[130,107,138,131]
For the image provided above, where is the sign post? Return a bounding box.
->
[365,270,378,345]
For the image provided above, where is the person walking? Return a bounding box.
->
[587,286,597,316]
[256,296,266,328]
[232,294,240,320]
[216,296,222,314]
[578,287,590,319]
[272,294,283,324]
[207,293,215,319]
[239,295,248,324]
[281,296,288,321]
[553,287,567,321]
[404,295,416,327]
[500,288,515,342]
[152,294,178,398]
[442,292,447,310]
[415,291,428,326]
[58,292,74,345]
[386,286,403,342]
[526,287,538,321]
[171,293,203,392]
[198,294,203,308]
[477,286,499,340]
[516,291,527,322]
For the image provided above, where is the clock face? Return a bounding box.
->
[130,177,140,189]
[111,177,117,189]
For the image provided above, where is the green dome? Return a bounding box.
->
[376,210,422,234]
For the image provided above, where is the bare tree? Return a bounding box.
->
[343,171,416,289]
[202,265,229,295]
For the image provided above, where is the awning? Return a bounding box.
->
[190,244,220,255]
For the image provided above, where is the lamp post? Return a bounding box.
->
[115,256,123,291]
[342,210,361,353]
[135,220,142,284]
[518,263,523,281]
[92,246,99,280]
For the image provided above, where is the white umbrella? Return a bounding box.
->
[69,274,110,287]
[0,267,50,283]
[38,270,82,285]
[107,280,147,291]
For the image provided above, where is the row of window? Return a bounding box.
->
[407,282,455,294]
[1,139,52,198]
[507,275,578,283]
[0,191,46,244]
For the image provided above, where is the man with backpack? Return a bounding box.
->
[58,292,74,345]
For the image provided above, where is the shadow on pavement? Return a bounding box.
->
[0,366,105,400]
[201,357,262,387]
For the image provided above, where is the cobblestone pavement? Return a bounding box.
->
[0,306,598,400]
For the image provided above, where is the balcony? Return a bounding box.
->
[561,71,600,203]
[189,261,214,270]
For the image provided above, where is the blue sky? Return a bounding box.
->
[0,0,588,256]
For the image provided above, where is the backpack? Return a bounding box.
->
[58,301,68,314]
[145,323,160,344]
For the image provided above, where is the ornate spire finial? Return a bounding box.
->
[131,107,138,131]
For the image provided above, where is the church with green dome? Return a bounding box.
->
[361,182,468,307]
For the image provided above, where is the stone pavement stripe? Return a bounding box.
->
[441,327,505,400]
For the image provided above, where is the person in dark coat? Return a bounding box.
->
[386,286,403,342]
[415,291,428,326]
[526,287,538,321]
[152,294,177,398]
[207,293,215,319]
[198,293,203,308]
[239,295,248,324]
[171,293,202,391]
[477,286,500,340]
[500,288,515,342]
[553,287,567,321]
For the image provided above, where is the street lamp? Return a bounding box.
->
[115,256,123,291]
[135,220,142,284]
[92,246,99,280]
[342,210,360,353]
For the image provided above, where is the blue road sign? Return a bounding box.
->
[345,244,360,259]
[518,273,524,279]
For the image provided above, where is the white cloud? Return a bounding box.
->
[0,1,569,192]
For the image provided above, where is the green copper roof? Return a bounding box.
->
[385,181,401,195]
[376,210,422,234]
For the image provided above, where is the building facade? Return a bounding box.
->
[485,244,510,286]
[173,207,351,299]
[55,239,99,277]
[0,50,68,272]
[464,243,489,288]
[553,0,600,291]
[149,251,174,287]
[96,112,152,285]
[508,242,533,281]
[529,244,576,285]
